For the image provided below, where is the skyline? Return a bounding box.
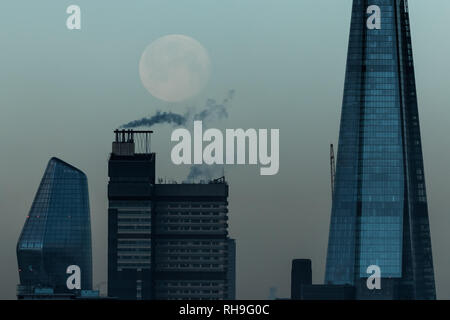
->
[1,0,450,300]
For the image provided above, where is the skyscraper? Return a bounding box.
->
[108,130,235,300]
[152,180,234,300]
[108,130,155,299]
[17,158,93,298]
[325,0,436,299]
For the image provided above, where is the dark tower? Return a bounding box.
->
[17,158,93,297]
[325,0,436,299]
[291,259,312,300]
[107,130,235,300]
[107,130,155,300]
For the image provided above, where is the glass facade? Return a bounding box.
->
[325,0,435,299]
[17,158,92,294]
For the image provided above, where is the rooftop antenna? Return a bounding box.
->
[330,144,336,200]
[113,129,153,154]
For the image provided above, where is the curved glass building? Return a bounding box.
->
[17,158,92,296]
[325,0,436,299]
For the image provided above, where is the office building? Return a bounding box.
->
[325,0,436,299]
[16,158,93,299]
[107,130,155,299]
[107,130,235,300]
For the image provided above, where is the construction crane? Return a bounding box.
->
[330,144,336,200]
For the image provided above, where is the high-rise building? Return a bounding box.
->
[152,180,233,300]
[107,130,235,300]
[291,259,312,300]
[107,130,155,299]
[16,158,93,298]
[325,0,436,299]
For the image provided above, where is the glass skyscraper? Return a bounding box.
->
[325,0,436,299]
[17,158,93,296]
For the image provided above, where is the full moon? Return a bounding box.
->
[139,34,211,102]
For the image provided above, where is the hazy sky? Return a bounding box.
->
[1,1,450,299]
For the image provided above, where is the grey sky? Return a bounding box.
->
[0,0,450,299]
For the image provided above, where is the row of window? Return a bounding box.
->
[157,263,224,269]
[165,204,222,208]
[156,282,223,287]
[158,226,223,232]
[158,241,225,246]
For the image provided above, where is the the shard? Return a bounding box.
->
[325,0,436,299]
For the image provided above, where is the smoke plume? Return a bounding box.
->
[186,165,224,182]
[120,89,235,129]
[120,90,235,181]
[121,111,187,129]
[193,89,235,122]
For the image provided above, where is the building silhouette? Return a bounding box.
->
[16,158,93,298]
[107,130,155,299]
[325,0,436,299]
[290,259,312,300]
[108,130,235,300]
[288,258,356,300]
